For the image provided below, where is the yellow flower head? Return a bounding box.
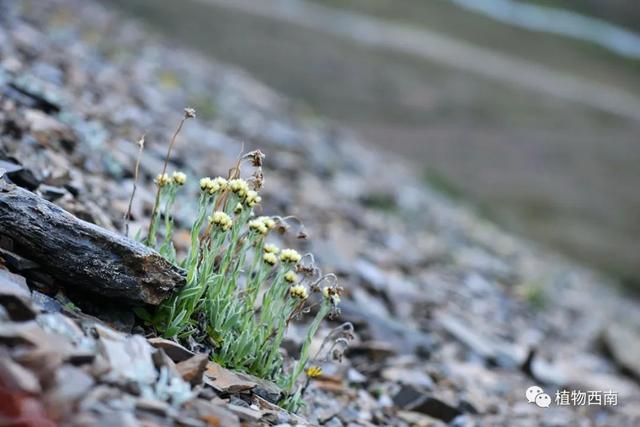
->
[234,202,243,215]
[248,219,268,236]
[263,244,279,254]
[280,248,301,264]
[290,284,308,300]
[155,173,171,187]
[209,211,233,231]
[171,171,187,186]
[212,177,228,191]
[263,252,277,266]
[245,190,262,208]
[200,176,227,195]
[200,177,211,190]
[257,216,276,230]
[284,270,298,284]
[306,366,323,379]
[229,178,249,198]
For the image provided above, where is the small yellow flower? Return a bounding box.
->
[229,178,249,198]
[284,270,298,284]
[280,248,301,264]
[248,219,268,235]
[209,211,233,231]
[257,216,276,230]
[234,203,243,215]
[171,171,187,186]
[245,190,262,208]
[306,366,323,378]
[263,252,277,266]
[263,244,279,254]
[155,173,171,187]
[290,284,308,300]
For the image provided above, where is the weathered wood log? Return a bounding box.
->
[0,182,184,304]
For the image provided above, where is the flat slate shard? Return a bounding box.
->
[0,182,185,304]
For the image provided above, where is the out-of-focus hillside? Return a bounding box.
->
[523,0,640,31]
[108,0,640,288]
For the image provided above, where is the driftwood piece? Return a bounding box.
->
[0,182,184,304]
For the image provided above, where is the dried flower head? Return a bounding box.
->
[155,173,171,187]
[290,284,308,300]
[245,190,262,208]
[280,248,302,264]
[209,211,233,231]
[243,149,265,167]
[229,178,249,199]
[263,244,279,254]
[322,286,341,305]
[172,171,187,186]
[263,252,277,266]
[234,203,243,215]
[306,366,323,378]
[248,219,268,236]
[284,270,298,284]
[184,107,196,119]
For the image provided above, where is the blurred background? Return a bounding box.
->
[107,0,640,289]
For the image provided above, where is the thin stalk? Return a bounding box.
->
[124,134,144,237]
[146,115,188,245]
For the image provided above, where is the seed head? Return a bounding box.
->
[284,270,298,284]
[172,171,187,186]
[245,190,262,208]
[184,107,196,119]
[229,178,249,198]
[280,248,301,264]
[263,252,277,266]
[322,286,341,305]
[263,244,279,254]
[306,366,323,378]
[155,173,171,187]
[209,211,233,231]
[290,284,308,300]
[243,149,265,167]
[248,219,268,235]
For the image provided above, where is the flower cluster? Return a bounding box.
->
[280,248,302,264]
[137,117,341,413]
[264,243,279,254]
[229,178,249,199]
[245,190,262,208]
[248,219,269,235]
[209,211,233,231]
[200,176,227,194]
[284,270,298,284]
[290,284,309,300]
[155,173,171,187]
[263,252,278,266]
[172,171,187,186]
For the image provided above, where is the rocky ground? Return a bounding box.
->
[1,0,640,426]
